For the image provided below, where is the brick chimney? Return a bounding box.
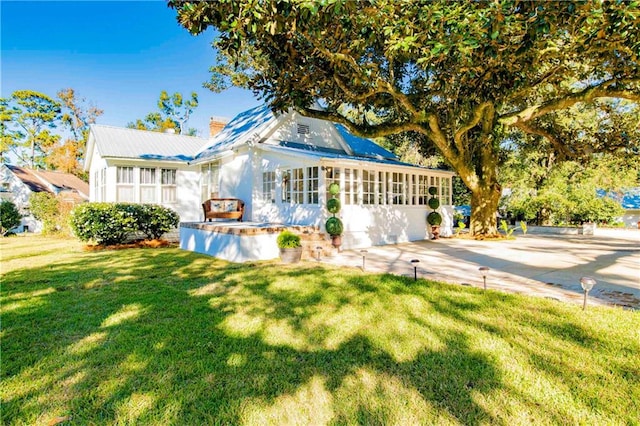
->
[209,117,228,138]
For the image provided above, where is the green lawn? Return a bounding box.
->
[1,235,638,425]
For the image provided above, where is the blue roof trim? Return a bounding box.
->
[264,144,442,169]
[139,154,194,162]
[334,124,398,160]
[277,140,346,155]
[195,104,273,160]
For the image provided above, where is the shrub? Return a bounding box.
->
[277,230,301,248]
[0,200,21,235]
[70,203,179,245]
[70,203,138,245]
[327,198,341,214]
[136,204,179,239]
[428,197,440,210]
[325,216,344,236]
[29,192,60,234]
[427,211,442,226]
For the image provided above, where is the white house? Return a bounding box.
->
[0,164,89,233]
[85,105,455,251]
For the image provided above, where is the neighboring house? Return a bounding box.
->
[85,105,455,249]
[0,164,89,233]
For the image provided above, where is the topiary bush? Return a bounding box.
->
[427,211,443,226]
[327,197,341,214]
[325,216,344,236]
[136,204,179,239]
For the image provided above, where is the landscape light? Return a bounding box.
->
[580,277,597,310]
[479,266,490,290]
[360,249,368,270]
[410,259,420,281]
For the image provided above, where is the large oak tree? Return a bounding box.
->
[169,0,639,236]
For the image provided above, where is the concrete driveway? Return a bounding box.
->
[326,229,640,309]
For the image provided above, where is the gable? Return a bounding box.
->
[193,104,400,166]
[194,104,275,161]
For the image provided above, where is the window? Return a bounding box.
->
[117,166,133,184]
[418,175,428,205]
[325,167,341,204]
[440,177,451,205]
[292,168,304,204]
[430,176,440,197]
[100,168,106,201]
[140,168,157,203]
[362,170,375,205]
[307,166,319,204]
[93,171,99,199]
[161,169,177,203]
[116,166,134,202]
[282,170,291,203]
[391,172,404,205]
[262,171,276,203]
[201,163,220,201]
[344,168,353,205]
[378,171,386,205]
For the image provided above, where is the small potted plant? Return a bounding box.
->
[277,230,302,263]
[325,182,343,248]
[427,186,442,239]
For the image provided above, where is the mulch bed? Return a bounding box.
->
[83,239,175,251]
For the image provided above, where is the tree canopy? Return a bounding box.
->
[127,90,199,135]
[170,0,639,236]
[1,89,102,177]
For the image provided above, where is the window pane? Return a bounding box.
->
[161,169,176,185]
[117,186,134,202]
[307,166,319,204]
[140,168,156,184]
[117,166,133,184]
[262,171,276,203]
[292,168,304,204]
[140,186,156,203]
[162,187,176,203]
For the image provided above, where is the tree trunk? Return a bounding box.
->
[469,181,501,236]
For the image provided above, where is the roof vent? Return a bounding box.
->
[297,123,310,136]
[164,128,176,134]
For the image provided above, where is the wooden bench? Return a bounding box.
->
[202,198,245,222]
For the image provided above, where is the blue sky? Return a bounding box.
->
[1,0,260,137]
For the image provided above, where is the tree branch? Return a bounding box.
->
[453,102,493,155]
[511,121,575,159]
[297,107,427,139]
[500,78,640,126]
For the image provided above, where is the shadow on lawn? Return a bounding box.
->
[1,247,637,424]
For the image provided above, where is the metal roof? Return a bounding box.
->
[260,144,454,173]
[90,125,206,161]
[194,104,402,164]
[194,104,275,160]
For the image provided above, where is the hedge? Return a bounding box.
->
[70,203,179,245]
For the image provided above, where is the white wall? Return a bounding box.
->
[88,152,202,222]
[620,210,640,228]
